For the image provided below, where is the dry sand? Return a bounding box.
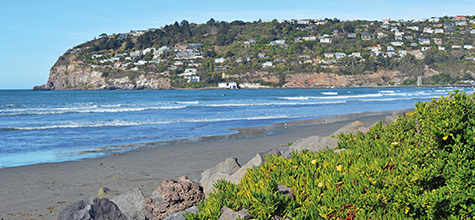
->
[0,110,407,220]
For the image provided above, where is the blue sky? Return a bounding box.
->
[0,0,474,89]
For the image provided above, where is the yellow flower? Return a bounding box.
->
[405,207,410,214]
[391,142,398,146]
[311,159,317,165]
[336,165,342,171]
[318,182,324,187]
[443,135,449,141]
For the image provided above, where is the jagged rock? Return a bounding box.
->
[288,136,339,154]
[201,149,281,197]
[331,121,367,136]
[112,188,146,220]
[201,158,241,196]
[58,197,126,220]
[218,207,251,220]
[144,176,204,220]
[163,206,199,220]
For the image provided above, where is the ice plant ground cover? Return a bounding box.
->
[185,90,475,219]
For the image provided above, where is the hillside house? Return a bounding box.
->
[369,44,382,52]
[433,23,443,28]
[185,76,200,83]
[391,41,404,46]
[349,52,361,58]
[438,47,446,51]
[258,53,266,58]
[423,27,434,34]
[269,40,286,45]
[361,32,372,40]
[411,42,418,47]
[421,46,432,52]
[454,16,466,20]
[405,35,413,40]
[471,29,475,34]
[444,23,454,28]
[377,32,388,38]
[179,68,197,76]
[395,32,403,40]
[294,37,302,42]
[445,28,455,34]
[419,38,430,45]
[398,50,407,57]
[320,38,332,43]
[456,21,467,26]
[243,40,257,45]
[464,45,474,50]
[433,38,442,45]
[335,52,346,59]
[262,61,273,68]
[407,26,420,31]
[303,36,317,41]
[434,28,444,34]
[452,45,462,49]
[324,53,335,58]
[214,58,226,63]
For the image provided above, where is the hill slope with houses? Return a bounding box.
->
[34,16,475,90]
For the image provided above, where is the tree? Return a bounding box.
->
[99,33,108,38]
[344,23,355,33]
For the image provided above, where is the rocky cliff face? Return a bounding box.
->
[34,60,172,90]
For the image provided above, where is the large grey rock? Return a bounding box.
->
[288,136,339,153]
[58,197,126,220]
[163,206,199,220]
[112,188,146,220]
[218,207,251,220]
[201,158,241,196]
[144,176,204,220]
[201,149,281,196]
[332,121,367,136]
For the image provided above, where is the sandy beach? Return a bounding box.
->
[0,109,409,220]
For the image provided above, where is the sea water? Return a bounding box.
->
[0,87,472,168]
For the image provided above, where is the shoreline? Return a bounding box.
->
[0,109,411,219]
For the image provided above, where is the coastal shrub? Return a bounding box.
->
[184,90,475,219]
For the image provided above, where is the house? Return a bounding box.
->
[262,61,273,68]
[407,26,420,31]
[419,37,430,45]
[228,82,238,89]
[433,38,442,45]
[464,45,474,50]
[428,17,440,22]
[294,37,302,42]
[349,52,361,58]
[130,50,141,58]
[423,27,434,34]
[142,48,154,55]
[118,33,130,39]
[324,53,335,58]
[303,36,317,41]
[320,38,332,43]
[471,29,475,35]
[438,46,446,51]
[398,50,407,57]
[381,23,389,29]
[405,35,413,40]
[134,60,147,65]
[387,46,395,52]
[214,58,226,63]
[347,33,357,38]
[391,41,404,46]
[91,54,103,59]
[185,76,200,83]
[298,55,310,60]
[187,43,203,49]
[421,46,432,52]
[369,44,382,52]
[395,32,403,40]
[174,61,184,66]
[443,23,454,28]
[411,42,418,47]
[434,28,444,34]
[445,28,455,34]
[215,67,228,71]
[258,53,266,58]
[361,32,372,40]
[377,32,388,38]
[218,82,227,88]
[454,16,466,20]
[456,21,467,26]
[179,69,197,76]
[452,45,462,49]
[269,40,286,45]
[433,23,443,28]
[335,52,346,59]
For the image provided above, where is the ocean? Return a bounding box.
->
[0,87,472,168]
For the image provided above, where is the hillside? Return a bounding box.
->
[34,16,475,90]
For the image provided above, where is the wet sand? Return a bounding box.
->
[0,109,410,219]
